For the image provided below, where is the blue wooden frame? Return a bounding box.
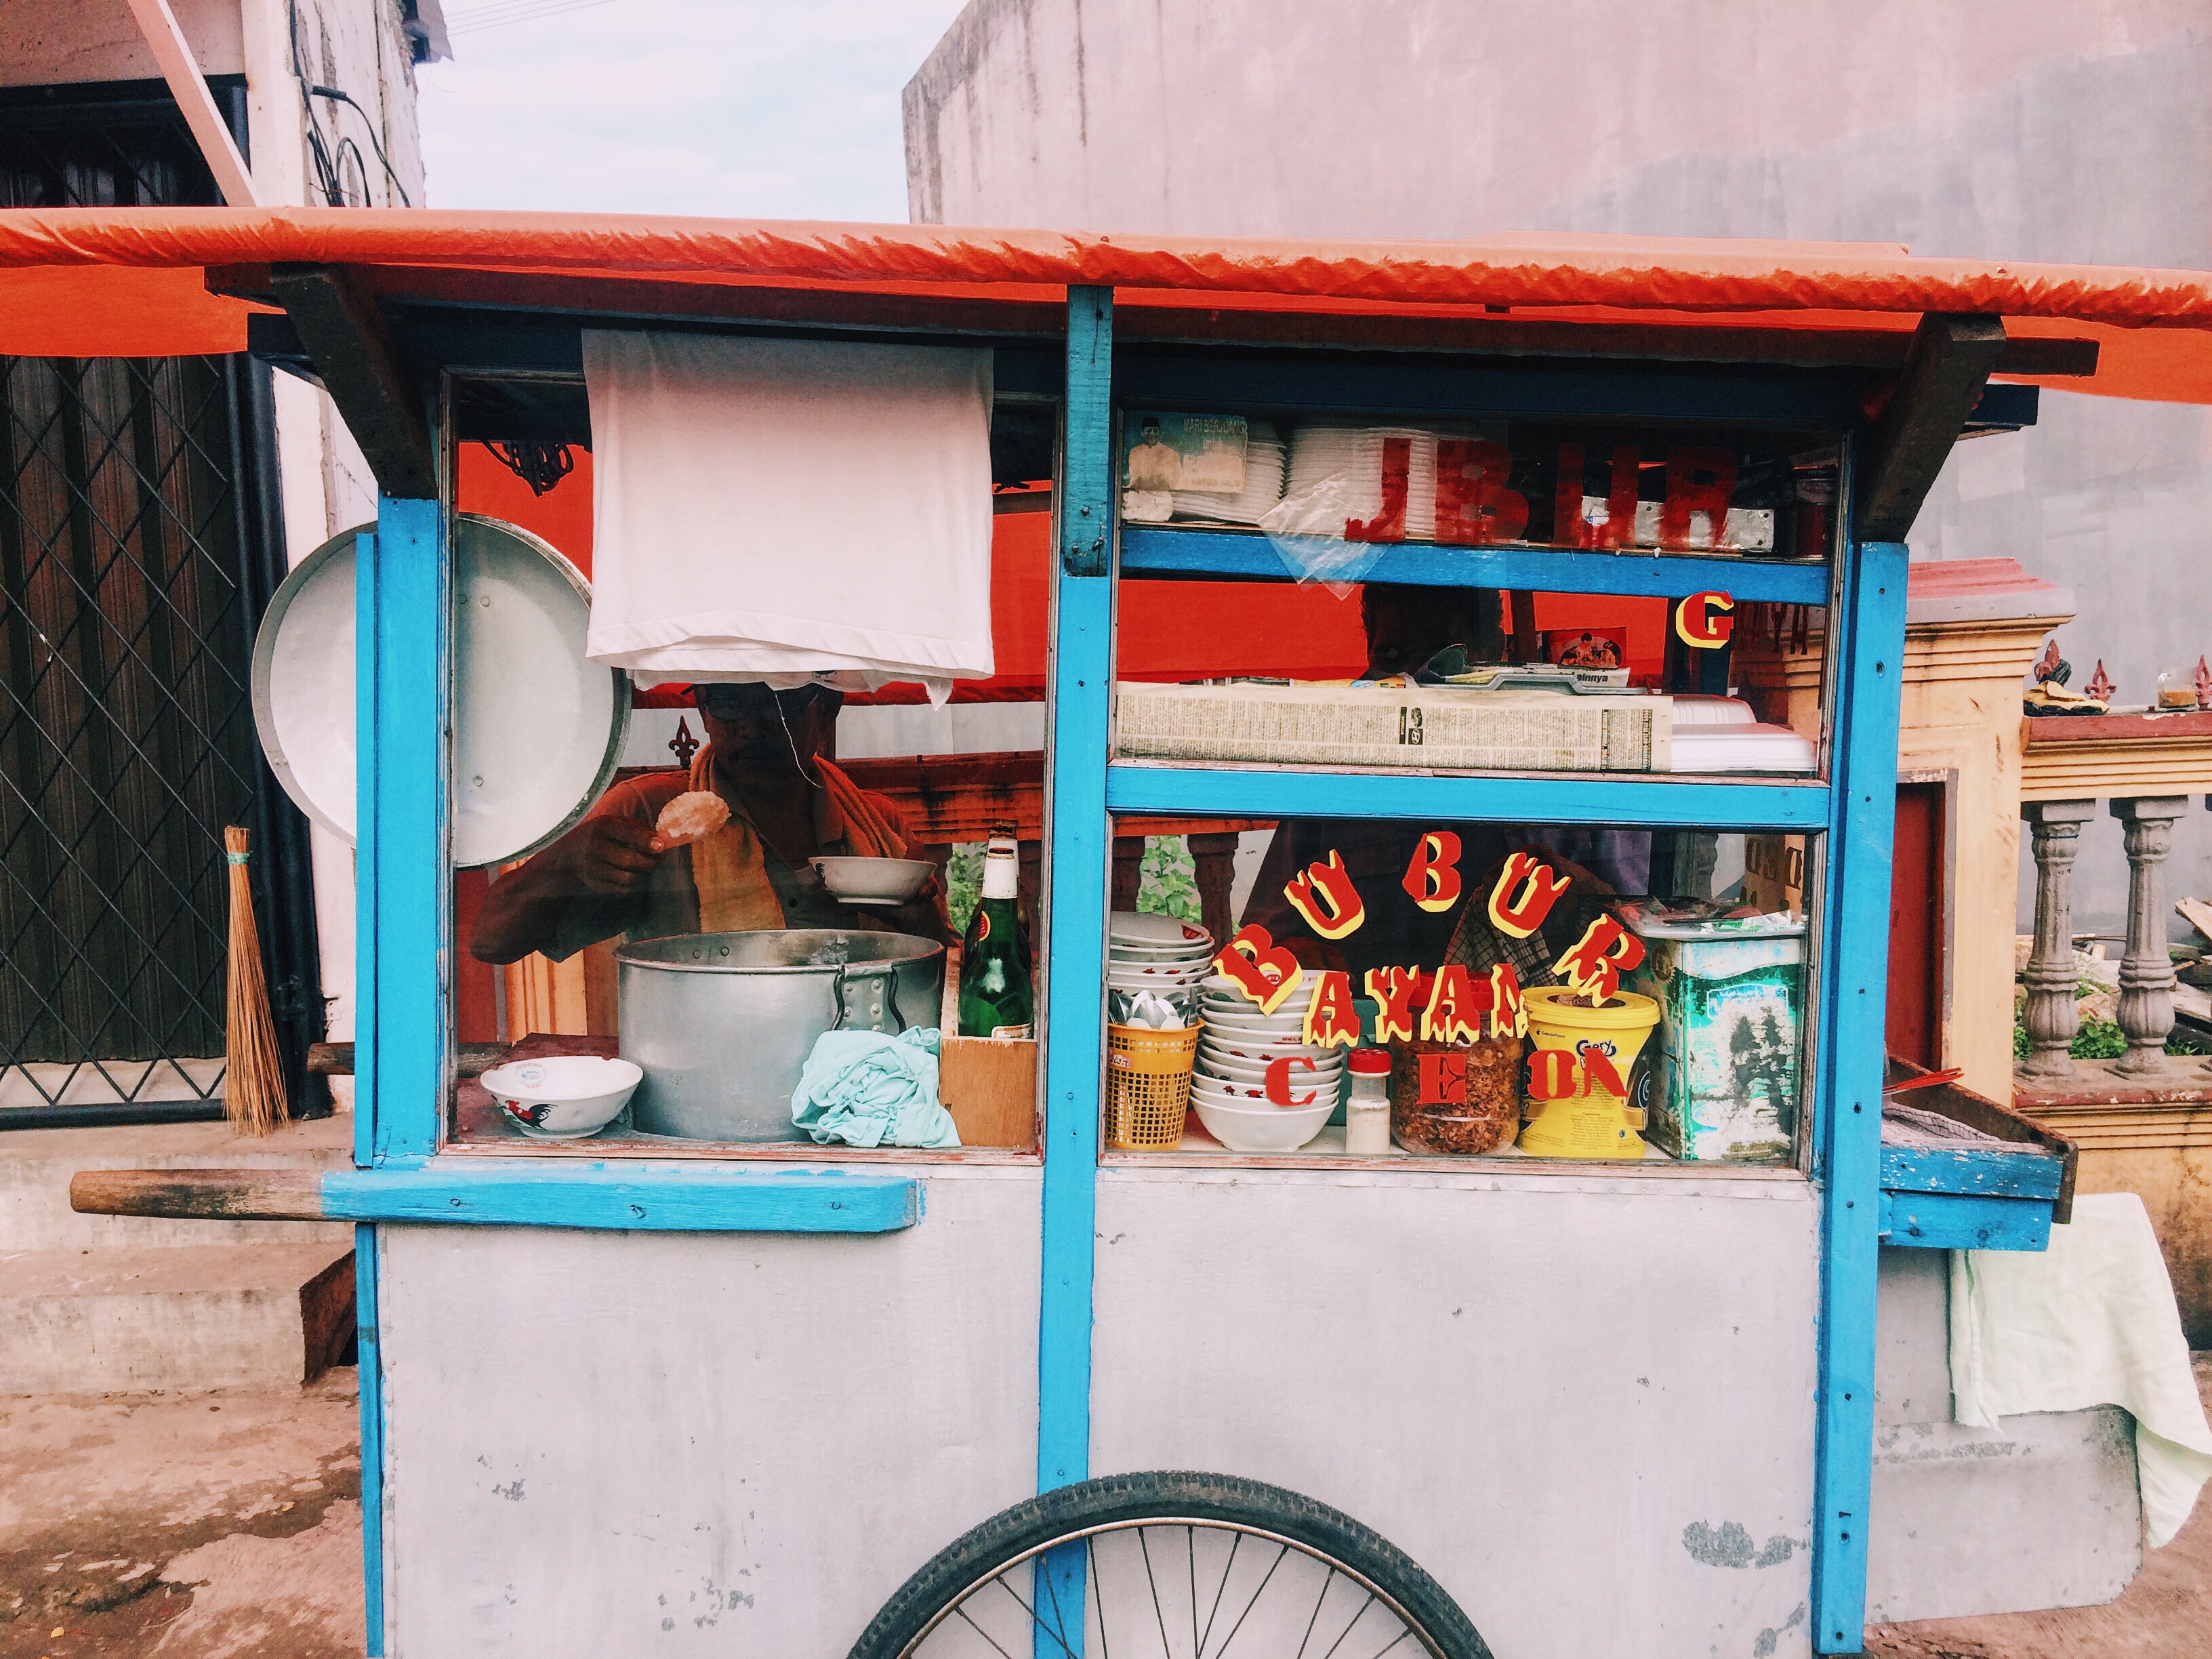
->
[1108,764,1828,830]
[1122,524,1830,605]
[1807,537,1907,1653]
[322,1164,922,1229]
[343,293,1953,1659]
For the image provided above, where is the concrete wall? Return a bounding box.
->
[905,0,2212,937]
[377,1167,1043,1654]
[1091,1165,1822,1658]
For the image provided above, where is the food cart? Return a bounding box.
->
[12,209,2212,1657]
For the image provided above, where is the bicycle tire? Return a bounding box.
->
[849,1469,1491,1659]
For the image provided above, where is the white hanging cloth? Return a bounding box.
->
[581,331,996,705]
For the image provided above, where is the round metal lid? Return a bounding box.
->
[251,513,630,869]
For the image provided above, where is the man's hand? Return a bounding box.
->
[569,815,667,895]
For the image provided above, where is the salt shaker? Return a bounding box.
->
[1345,1050,1391,1153]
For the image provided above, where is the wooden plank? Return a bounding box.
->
[208,261,2097,377]
[1118,525,1832,604]
[321,1166,920,1231]
[1107,762,1830,831]
[2024,710,2212,744]
[121,0,261,207]
[1036,287,1114,1540]
[1855,314,2008,542]
[69,1164,924,1232]
[71,1166,325,1221]
[1880,1145,2064,1201]
[358,500,451,1165]
[1886,1052,2078,1221]
[356,1225,385,1656]
[270,266,438,499]
[1809,537,1908,1655]
[1115,303,2097,377]
[309,1040,506,1078]
[1879,1189,2053,1252]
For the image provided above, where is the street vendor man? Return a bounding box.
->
[472,680,950,964]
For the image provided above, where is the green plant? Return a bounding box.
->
[945,843,984,936]
[1136,836,1202,922]
[2011,1010,2201,1060]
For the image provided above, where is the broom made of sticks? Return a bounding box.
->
[224,825,288,1136]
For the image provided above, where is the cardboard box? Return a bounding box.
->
[937,952,1038,1149]
[939,1035,1039,1147]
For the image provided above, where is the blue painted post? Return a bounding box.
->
[1809,538,1907,1654]
[354,493,448,1659]
[356,496,450,1166]
[1033,285,1115,1655]
[355,1222,385,1654]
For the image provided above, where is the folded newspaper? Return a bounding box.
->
[1116,682,1671,771]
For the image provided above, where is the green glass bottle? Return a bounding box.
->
[958,829,1033,1038]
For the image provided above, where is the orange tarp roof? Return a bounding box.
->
[4,207,2212,402]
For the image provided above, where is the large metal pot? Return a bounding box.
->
[616,929,946,1142]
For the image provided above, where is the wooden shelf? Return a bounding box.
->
[1118,524,1832,604]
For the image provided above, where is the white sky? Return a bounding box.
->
[417,1,972,221]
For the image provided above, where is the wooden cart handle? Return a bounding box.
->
[71,1167,329,1221]
[308,1041,509,1077]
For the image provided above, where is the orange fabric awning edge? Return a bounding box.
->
[3,207,2212,401]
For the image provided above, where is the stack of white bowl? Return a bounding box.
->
[1191,979,1343,1152]
[1106,912,1214,1025]
[1281,423,1441,541]
[1170,419,1287,525]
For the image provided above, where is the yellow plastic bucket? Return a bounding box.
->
[1517,985,1660,1160]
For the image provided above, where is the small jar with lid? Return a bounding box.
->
[1344,1050,1392,1154]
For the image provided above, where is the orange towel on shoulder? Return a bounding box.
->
[684,745,907,933]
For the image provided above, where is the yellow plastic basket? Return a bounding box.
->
[1105,1022,1200,1149]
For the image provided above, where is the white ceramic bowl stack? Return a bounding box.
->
[1105,912,1215,1025]
[1191,979,1341,1151]
[1170,419,1288,525]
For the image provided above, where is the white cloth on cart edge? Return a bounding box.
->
[1950,1190,2212,1548]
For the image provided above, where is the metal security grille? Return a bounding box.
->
[0,80,321,1118]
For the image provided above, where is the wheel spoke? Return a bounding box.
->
[987,1568,1080,1659]
[1317,1591,1382,1659]
[1136,1527,1173,1656]
[1037,1547,1074,1655]
[1187,1526,1199,1659]
[1211,1542,1289,1656]
[1294,1568,1338,1658]
[1355,1631,1416,1659]
[953,1603,1019,1659]
[1088,1534,1111,1659]
[1195,1531,1240,1658]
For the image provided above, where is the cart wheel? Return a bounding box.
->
[848,1469,1490,1659]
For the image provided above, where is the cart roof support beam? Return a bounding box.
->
[272,264,440,499]
[1854,312,2007,542]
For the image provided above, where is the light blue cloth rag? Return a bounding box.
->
[790,1027,960,1149]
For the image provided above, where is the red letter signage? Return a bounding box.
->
[1214,924,1305,1015]
[1401,830,1463,914]
[1658,447,1738,550]
[1673,591,1735,649]
[1488,850,1572,938]
[1552,916,1647,1000]
[1436,439,1529,544]
[1302,970,1361,1048]
[1283,848,1367,940]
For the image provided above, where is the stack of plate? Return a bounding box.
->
[1171,420,1287,525]
[1281,424,1441,541]
[1190,980,1342,1151]
[1106,912,1214,1019]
